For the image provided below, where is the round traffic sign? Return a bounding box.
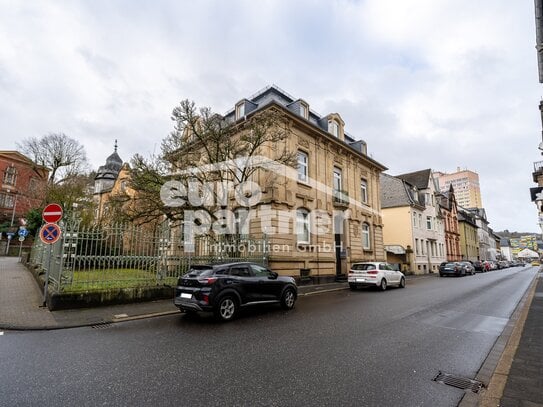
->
[39,223,62,245]
[18,236,25,242]
[42,203,63,223]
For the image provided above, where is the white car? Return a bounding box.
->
[348,262,406,291]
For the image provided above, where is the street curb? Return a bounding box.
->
[458,272,539,407]
[1,273,436,331]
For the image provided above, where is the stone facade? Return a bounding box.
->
[182,86,388,282]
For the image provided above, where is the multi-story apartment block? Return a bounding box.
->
[434,168,483,209]
[0,151,49,226]
[380,170,446,274]
[177,85,387,282]
[457,208,479,261]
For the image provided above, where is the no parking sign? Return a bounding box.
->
[39,223,61,245]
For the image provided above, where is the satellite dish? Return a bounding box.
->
[539,141,543,151]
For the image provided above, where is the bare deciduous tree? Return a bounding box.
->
[123,99,297,225]
[18,133,88,185]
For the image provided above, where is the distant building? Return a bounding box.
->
[93,141,123,220]
[466,208,494,260]
[381,169,446,274]
[0,151,49,226]
[457,208,479,261]
[433,168,483,209]
[436,186,462,262]
[500,237,512,261]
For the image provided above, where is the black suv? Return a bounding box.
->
[174,262,298,321]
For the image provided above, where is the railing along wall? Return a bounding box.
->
[29,220,268,293]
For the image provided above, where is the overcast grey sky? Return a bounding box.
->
[0,0,541,232]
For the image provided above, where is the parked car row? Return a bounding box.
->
[174,257,535,322]
[439,259,528,277]
[174,261,407,322]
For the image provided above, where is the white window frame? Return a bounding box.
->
[297,150,309,182]
[296,209,311,244]
[426,216,432,230]
[362,223,371,250]
[360,179,368,204]
[328,121,339,137]
[236,103,245,119]
[333,167,342,192]
[300,103,308,119]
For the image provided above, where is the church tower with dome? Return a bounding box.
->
[93,140,124,220]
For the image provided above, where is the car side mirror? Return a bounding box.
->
[268,271,278,279]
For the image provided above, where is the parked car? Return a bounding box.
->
[439,262,466,277]
[472,261,484,273]
[459,261,475,275]
[348,262,406,291]
[531,260,541,267]
[174,262,298,321]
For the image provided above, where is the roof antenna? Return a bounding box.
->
[114,139,118,153]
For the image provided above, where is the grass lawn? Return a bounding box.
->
[61,268,178,292]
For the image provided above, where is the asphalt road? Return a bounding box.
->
[1,267,538,407]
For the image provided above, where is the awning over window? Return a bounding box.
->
[385,245,406,255]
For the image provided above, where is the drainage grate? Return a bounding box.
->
[433,371,484,393]
[91,322,112,329]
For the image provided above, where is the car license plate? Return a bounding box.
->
[180,293,192,299]
[356,278,365,282]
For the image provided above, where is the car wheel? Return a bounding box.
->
[379,278,387,291]
[349,283,358,290]
[280,288,296,310]
[214,296,238,321]
[399,277,406,288]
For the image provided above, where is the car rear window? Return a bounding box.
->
[186,266,214,277]
[444,263,457,267]
[351,263,376,271]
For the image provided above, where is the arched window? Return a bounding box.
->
[296,208,310,244]
[362,223,371,250]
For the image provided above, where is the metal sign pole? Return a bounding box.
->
[5,237,9,255]
[18,239,23,260]
[43,244,53,307]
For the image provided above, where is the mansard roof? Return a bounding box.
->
[380,173,424,209]
[395,169,432,190]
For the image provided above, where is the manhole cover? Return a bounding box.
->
[433,371,483,393]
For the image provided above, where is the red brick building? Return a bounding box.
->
[437,185,462,262]
[0,151,49,226]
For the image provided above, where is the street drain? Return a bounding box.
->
[433,371,483,393]
[91,322,112,329]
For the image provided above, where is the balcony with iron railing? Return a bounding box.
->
[533,160,543,183]
[332,189,349,208]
